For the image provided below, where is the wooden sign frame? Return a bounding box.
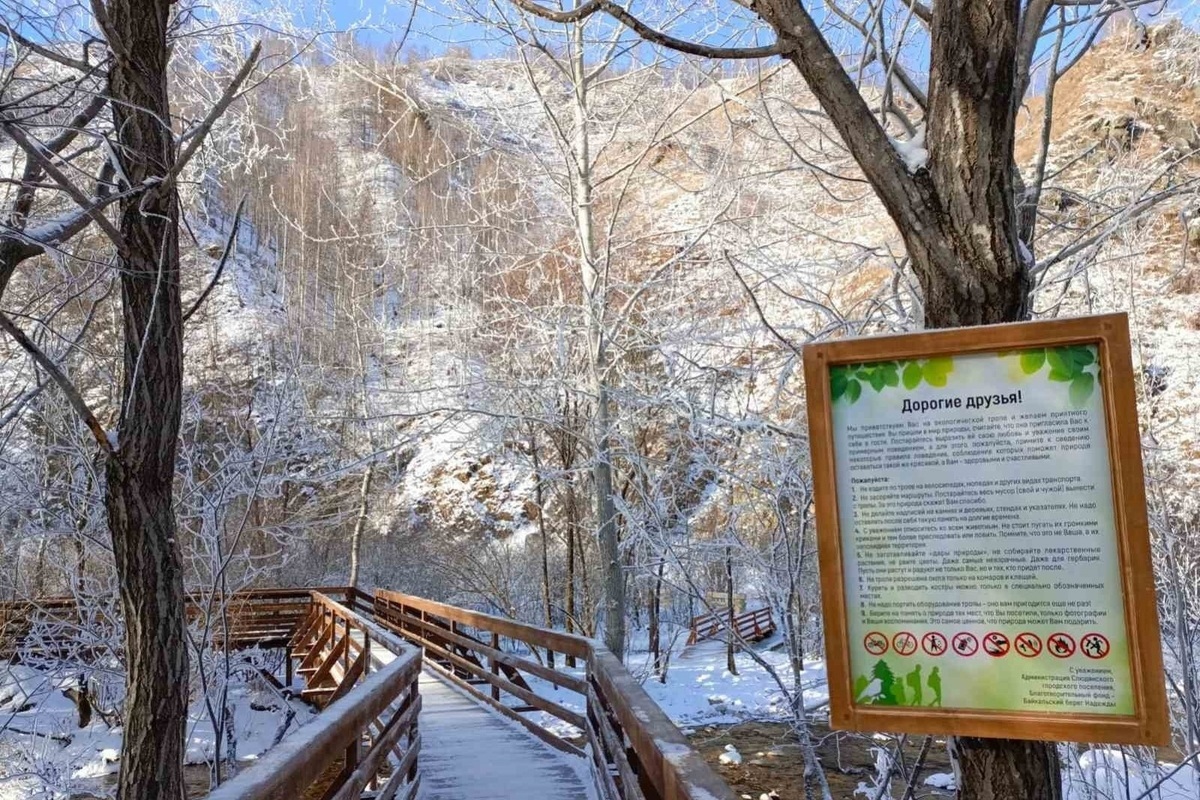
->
[803,313,1169,745]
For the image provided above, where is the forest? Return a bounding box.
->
[1,1,1199,798]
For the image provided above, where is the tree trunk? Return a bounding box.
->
[650,559,663,679]
[949,738,1062,800]
[531,434,555,669]
[725,544,738,676]
[922,6,1058,795]
[567,21,624,661]
[102,2,189,797]
[348,464,373,587]
[565,485,577,668]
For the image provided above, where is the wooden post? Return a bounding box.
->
[491,631,501,701]
[408,682,419,783]
[284,645,293,688]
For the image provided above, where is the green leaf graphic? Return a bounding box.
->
[1069,372,1095,407]
[1069,346,1095,368]
[831,367,848,401]
[1046,348,1074,382]
[922,357,953,387]
[902,361,922,389]
[846,378,862,403]
[1020,349,1046,375]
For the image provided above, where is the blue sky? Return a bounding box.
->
[303,0,769,59]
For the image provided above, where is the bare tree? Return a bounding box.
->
[499,1,1196,795]
[0,2,260,795]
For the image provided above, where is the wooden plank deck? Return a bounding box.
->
[416,670,596,800]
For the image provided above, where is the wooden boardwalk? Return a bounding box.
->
[416,670,596,800]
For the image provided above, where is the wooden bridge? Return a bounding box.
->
[687,605,776,646]
[4,587,739,800]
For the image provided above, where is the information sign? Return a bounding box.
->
[804,314,1168,744]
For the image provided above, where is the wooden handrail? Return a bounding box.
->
[207,592,422,800]
[6,587,738,800]
[208,655,420,800]
[372,589,737,800]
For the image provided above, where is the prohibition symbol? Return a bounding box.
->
[1047,632,1076,658]
[952,632,978,657]
[892,631,918,657]
[1081,633,1110,660]
[864,631,889,656]
[983,632,1010,657]
[922,631,948,656]
[1014,632,1042,658]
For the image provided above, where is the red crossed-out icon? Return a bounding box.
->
[1047,632,1076,658]
[892,631,918,657]
[1080,633,1110,660]
[983,632,1010,657]
[1014,632,1042,658]
[952,632,979,657]
[922,631,948,656]
[864,631,889,656]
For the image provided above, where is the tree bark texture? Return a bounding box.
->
[949,738,1062,800]
[102,1,189,798]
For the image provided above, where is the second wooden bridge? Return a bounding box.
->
[182,586,741,800]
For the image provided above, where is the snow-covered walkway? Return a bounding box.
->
[416,670,595,800]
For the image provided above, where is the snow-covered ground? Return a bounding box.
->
[500,632,831,743]
[0,662,314,800]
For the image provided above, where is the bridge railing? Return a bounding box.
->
[687,605,775,645]
[366,589,736,800]
[207,591,422,800]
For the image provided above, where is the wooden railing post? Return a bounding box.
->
[490,631,501,701]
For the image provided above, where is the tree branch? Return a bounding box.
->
[183,195,246,323]
[0,21,94,73]
[160,42,262,197]
[0,311,112,453]
[509,0,782,59]
[0,118,128,253]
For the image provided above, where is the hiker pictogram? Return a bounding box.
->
[864,631,889,656]
[952,631,978,657]
[983,632,1010,657]
[1081,633,1110,660]
[1048,632,1076,658]
[1015,632,1042,658]
[922,631,947,656]
[892,631,918,656]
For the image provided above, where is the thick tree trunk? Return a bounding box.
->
[949,738,1062,800]
[102,2,189,798]
[923,5,1058,797]
[769,2,1057,791]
